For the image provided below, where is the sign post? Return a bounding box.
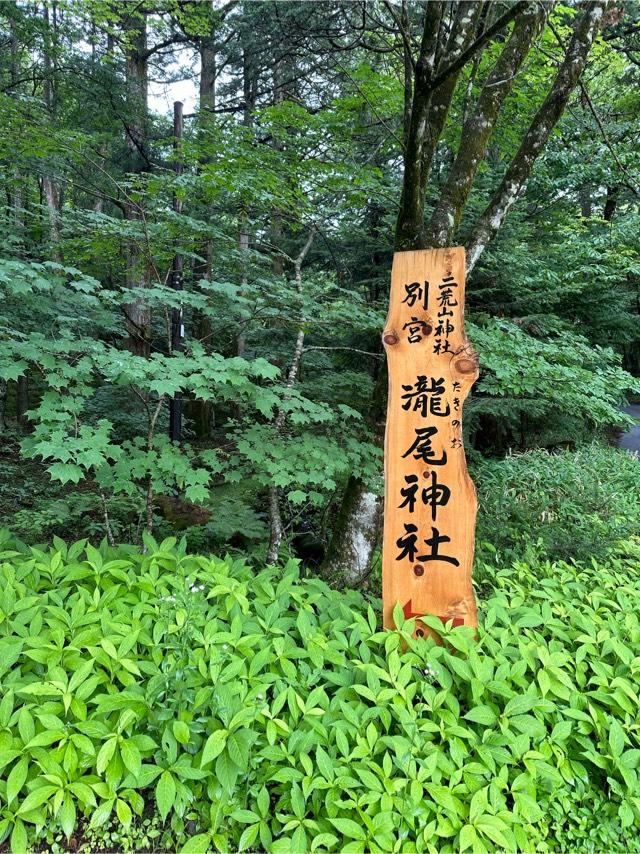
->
[381,247,478,634]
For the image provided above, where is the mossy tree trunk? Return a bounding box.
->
[466,2,607,274]
[423,3,544,248]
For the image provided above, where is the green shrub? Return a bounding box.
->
[0,531,639,853]
[473,443,640,565]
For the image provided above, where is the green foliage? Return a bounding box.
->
[37,813,169,854]
[0,292,379,533]
[2,11,640,849]
[468,318,639,450]
[474,444,640,566]
[1,531,639,852]
[0,246,380,545]
[2,0,640,555]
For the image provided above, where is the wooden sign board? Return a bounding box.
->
[382,247,478,634]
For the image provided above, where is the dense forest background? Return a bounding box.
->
[2,0,640,582]
[4,3,640,852]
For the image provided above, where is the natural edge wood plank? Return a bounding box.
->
[381,247,479,634]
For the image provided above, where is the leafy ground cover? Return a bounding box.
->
[1,532,639,853]
[473,443,640,565]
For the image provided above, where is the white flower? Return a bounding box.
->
[422,664,438,680]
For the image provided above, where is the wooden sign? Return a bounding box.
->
[382,247,478,634]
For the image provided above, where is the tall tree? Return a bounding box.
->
[41,1,62,262]
[121,4,152,357]
[324,0,608,583]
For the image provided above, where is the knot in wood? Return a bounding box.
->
[455,358,477,374]
[383,332,399,345]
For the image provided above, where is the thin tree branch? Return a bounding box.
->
[383,0,415,70]
[545,18,640,198]
[465,0,608,273]
[578,79,640,197]
[430,0,531,93]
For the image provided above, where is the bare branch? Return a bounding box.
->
[545,18,640,198]
[577,79,640,197]
[383,0,415,70]
[418,1,486,188]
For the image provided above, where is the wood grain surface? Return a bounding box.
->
[382,247,478,634]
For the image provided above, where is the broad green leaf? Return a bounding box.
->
[116,798,132,828]
[201,730,227,767]
[459,824,477,852]
[464,706,497,726]
[180,834,212,853]
[156,770,176,821]
[609,719,626,759]
[7,757,28,806]
[328,818,366,841]
[173,721,191,745]
[58,794,76,838]
[227,729,251,771]
[10,818,28,854]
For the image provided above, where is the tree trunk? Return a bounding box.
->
[424,4,544,247]
[199,32,216,114]
[322,475,383,586]
[270,48,294,276]
[603,185,618,221]
[394,1,443,251]
[418,2,483,197]
[42,176,62,259]
[266,484,284,564]
[580,185,592,218]
[8,1,25,249]
[236,45,256,359]
[169,100,184,442]
[42,1,63,262]
[17,374,29,429]
[122,7,151,356]
[236,222,249,358]
[394,0,528,250]
[187,238,215,437]
[466,1,607,274]
[185,21,217,437]
[0,379,7,433]
[266,227,316,565]
[321,361,387,583]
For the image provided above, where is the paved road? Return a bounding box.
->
[619,405,640,453]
